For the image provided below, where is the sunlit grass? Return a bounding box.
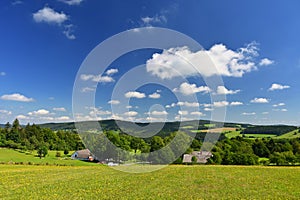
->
[0,165,300,199]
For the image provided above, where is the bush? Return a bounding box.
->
[56,152,61,157]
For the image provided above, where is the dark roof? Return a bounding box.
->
[72,149,91,159]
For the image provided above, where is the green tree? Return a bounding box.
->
[37,145,48,159]
[64,149,69,156]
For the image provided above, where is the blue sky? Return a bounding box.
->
[1,0,300,125]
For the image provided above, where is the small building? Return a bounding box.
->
[71,149,94,161]
[182,151,213,164]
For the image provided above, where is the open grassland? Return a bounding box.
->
[0,148,95,166]
[0,165,300,199]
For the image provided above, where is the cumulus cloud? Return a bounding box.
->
[150,110,168,116]
[141,15,167,26]
[230,101,243,106]
[33,7,68,24]
[269,83,290,91]
[16,115,28,120]
[124,111,138,117]
[125,91,146,99]
[149,92,161,99]
[80,74,114,83]
[190,111,205,116]
[58,0,84,5]
[56,116,71,121]
[213,101,229,107]
[204,107,214,111]
[108,100,120,105]
[173,82,210,95]
[0,93,34,102]
[146,42,260,79]
[53,107,66,112]
[242,112,256,115]
[105,68,118,76]
[273,103,285,107]
[250,98,269,103]
[178,110,188,115]
[63,24,76,40]
[177,101,200,107]
[0,110,12,115]
[81,87,96,93]
[259,58,274,66]
[216,86,240,95]
[28,109,50,116]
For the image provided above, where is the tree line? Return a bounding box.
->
[209,137,300,165]
[0,119,84,154]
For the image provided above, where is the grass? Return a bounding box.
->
[0,165,300,199]
[225,130,241,138]
[277,130,300,139]
[243,134,277,138]
[0,148,96,166]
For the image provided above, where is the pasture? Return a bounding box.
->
[0,164,300,199]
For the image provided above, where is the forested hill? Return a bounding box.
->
[39,119,249,131]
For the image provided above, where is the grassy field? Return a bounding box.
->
[0,148,95,166]
[0,164,300,199]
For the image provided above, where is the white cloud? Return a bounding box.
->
[16,115,29,119]
[125,91,146,99]
[281,109,288,112]
[204,107,214,111]
[259,58,274,66]
[126,105,132,109]
[0,110,12,115]
[273,103,285,107]
[58,0,84,5]
[81,87,95,93]
[88,107,111,116]
[141,15,167,26]
[0,72,5,76]
[178,110,188,115]
[149,92,161,99]
[28,109,50,116]
[262,112,269,115]
[63,24,76,40]
[108,100,120,105]
[150,110,168,116]
[0,93,34,102]
[216,86,240,95]
[174,82,210,95]
[190,111,205,116]
[124,111,138,117]
[146,42,260,79]
[177,101,200,107]
[80,74,115,83]
[242,112,256,115]
[269,83,290,91]
[53,107,66,112]
[106,68,118,76]
[56,116,71,121]
[250,98,269,103]
[213,101,229,107]
[33,7,68,24]
[230,101,243,106]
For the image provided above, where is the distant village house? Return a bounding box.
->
[71,149,95,162]
[182,151,213,164]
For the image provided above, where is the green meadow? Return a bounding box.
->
[1,164,300,199]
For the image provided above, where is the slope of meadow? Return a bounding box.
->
[0,164,300,199]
